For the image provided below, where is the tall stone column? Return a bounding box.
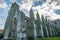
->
[30,9,37,40]
[33,21,37,40]
[36,13,41,38]
[41,15,45,37]
[45,16,49,37]
[49,27,53,37]
[45,26,49,37]
[51,26,55,37]
[40,24,44,37]
[54,27,57,36]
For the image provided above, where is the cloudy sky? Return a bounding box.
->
[0,0,60,29]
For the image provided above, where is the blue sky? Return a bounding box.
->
[0,0,60,29]
[55,9,60,15]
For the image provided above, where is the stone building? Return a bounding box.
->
[3,2,58,40]
[0,29,3,40]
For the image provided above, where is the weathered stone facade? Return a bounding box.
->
[3,2,58,40]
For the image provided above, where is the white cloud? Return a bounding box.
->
[33,0,39,1]
[46,0,52,2]
[18,0,60,20]
[31,0,60,20]
[19,0,33,17]
[0,26,4,29]
[0,18,5,29]
[0,0,7,29]
[0,2,7,9]
[19,0,32,10]
[0,15,7,29]
[0,0,60,29]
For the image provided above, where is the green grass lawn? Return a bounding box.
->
[4,37,60,40]
[38,37,60,40]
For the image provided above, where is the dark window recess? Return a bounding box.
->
[55,22,57,24]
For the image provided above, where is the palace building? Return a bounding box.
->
[3,2,58,40]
